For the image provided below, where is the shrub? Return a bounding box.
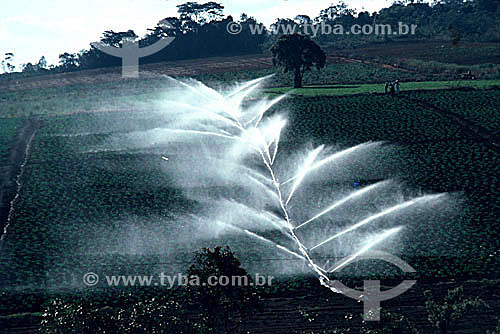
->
[424,286,485,334]
[360,310,418,334]
[39,298,121,333]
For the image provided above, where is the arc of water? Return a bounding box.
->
[286,145,324,205]
[166,102,242,131]
[244,230,305,260]
[265,118,286,165]
[246,95,288,128]
[255,128,272,163]
[270,127,282,165]
[167,129,238,141]
[276,244,306,260]
[172,78,243,125]
[160,76,444,295]
[226,75,273,99]
[310,194,445,251]
[282,142,378,186]
[295,181,389,230]
[253,143,332,284]
[209,84,396,285]
[327,227,402,272]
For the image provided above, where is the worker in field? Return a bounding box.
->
[384,82,389,94]
[395,80,400,95]
[390,82,395,95]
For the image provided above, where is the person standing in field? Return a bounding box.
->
[395,80,400,95]
[385,82,389,94]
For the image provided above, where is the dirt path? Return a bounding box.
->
[0,119,40,250]
[0,55,274,92]
[0,54,412,93]
[329,55,417,73]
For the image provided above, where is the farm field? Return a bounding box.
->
[2,87,499,289]
[0,118,21,165]
[1,42,500,332]
[1,82,499,333]
[333,41,500,68]
[407,89,500,133]
[264,80,500,96]
[0,118,24,227]
[2,70,499,119]
[0,61,421,118]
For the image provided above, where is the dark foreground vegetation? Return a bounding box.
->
[0,247,499,333]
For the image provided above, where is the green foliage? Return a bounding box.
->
[408,88,500,133]
[37,247,256,333]
[39,298,122,333]
[2,88,499,289]
[1,52,15,73]
[360,311,418,334]
[118,297,192,333]
[186,246,260,333]
[38,296,197,333]
[307,311,417,334]
[486,319,500,334]
[176,1,224,24]
[0,118,21,163]
[424,286,485,334]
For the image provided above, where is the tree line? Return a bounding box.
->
[2,0,499,75]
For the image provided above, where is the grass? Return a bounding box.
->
[0,78,171,118]
[264,80,500,97]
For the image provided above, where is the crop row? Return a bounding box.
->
[407,88,500,133]
[2,93,499,290]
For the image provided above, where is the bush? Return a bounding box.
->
[39,298,122,333]
[185,246,260,333]
[424,286,485,334]
[119,296,193,333]
[360,310,418,334]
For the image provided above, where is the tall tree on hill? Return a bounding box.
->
[271,33,326,88]
[1,52,15,73]
[58,52,79,71]
[177,1,224,25]
[316,0,355,22]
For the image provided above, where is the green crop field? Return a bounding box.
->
[1,47,500,330]
[2,83,499,294]
[0,118,22,165]
[194,61,421,86]
[2,62,419,117]
[407,88,500,133]
[279,94,499,268]
[264,80,500,96]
